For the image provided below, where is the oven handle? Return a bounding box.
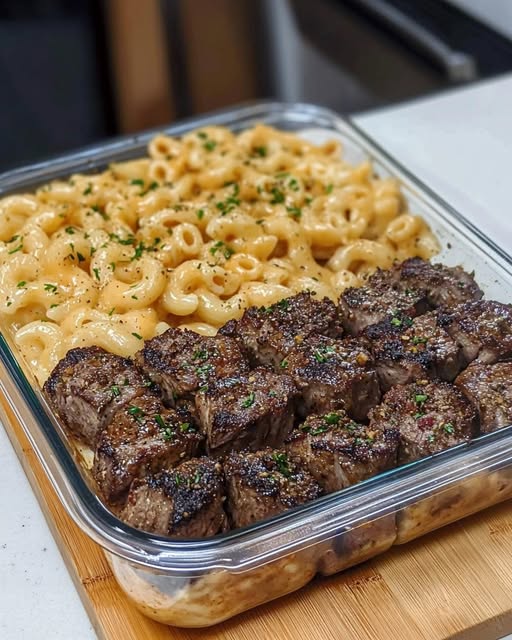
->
[349,0,478,82]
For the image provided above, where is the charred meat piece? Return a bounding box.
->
[195,367,298,455]
[370,258,483,309]
[122,457,227,538]
[339,281,427,336]
[455,362,512,433]
[284,335,380,420]
[438,300,512,364]
[219,292,343,369]
[224,448,322,529]
[134,328,249,404]
[369,380,477,464]
[366,311,464,391]
[43,346,151,447]
[93,394,203,504]
[286,410,398,493]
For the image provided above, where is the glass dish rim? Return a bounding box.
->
[1,100,512,575]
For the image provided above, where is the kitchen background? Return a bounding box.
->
[1,0,512,172]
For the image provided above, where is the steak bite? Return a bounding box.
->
[338,281,426,336]
[195,367,298,455]
[369,380,477,464]
[438,301,512,364]
[122,457,227,538]
[219,292,343,369]
[286,410,398,493]
[371,257,483,309]
[455,362,512,433]
[93,394,203,504]
[224,448,322,529]
[134,328,249,405]
[284,335,380,421]
[43,346,150,447]
[366,311,464,391]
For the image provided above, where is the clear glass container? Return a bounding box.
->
[1,102,511,627]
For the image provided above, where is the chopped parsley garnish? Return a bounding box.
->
[325,183,334,194]
[131,332,143,340]
[280,358,288,369]
[16,281,26,288]
[412,335,428,344]
[128,406,144,422]
[209,240,235,260]
[215,184,240,215]
[272,452,291,477]
[8,242,23,254]
[414,393,428,405]
[390,317,402,328]
[65,227,75,235]
[310,424,329,436]
[197,131,208,139]
[83,184,92,195]
[286,206,302,219]
[44,283,57,292]
[192,348,209,361]
[324,412,341,425]
[241,392,255,408]
[163,427,175,441]
[270,187,285,204]
[254,145,267,157]
[77,252,86,263]
[203,139,217,152]
[110,385,120,398]
[92,267,100,281]
[288,178,300,191]
[130,178,145,187]
[427,434,436,443]
[196,208,205,220]
[179,422,192,432]
[193,470,202,485]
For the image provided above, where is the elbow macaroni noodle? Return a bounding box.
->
[0,125,439,384]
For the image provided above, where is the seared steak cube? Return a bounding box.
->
[43,346,150,447]
[438,301,512,364]
[224,448,322,529]
[93,394,203,503]
[286,410,398,493]
[195,367,298,455]
[284,335,380,421]
[456,362,512,433]
[134,328,249,404]
[338,282,427,336]
[219,292,343,369]
[371,258,483,309]
[122,458,227,538]
[366,311,464,391]
[369,380,477,464]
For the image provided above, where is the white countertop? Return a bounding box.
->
[1,73,512,640]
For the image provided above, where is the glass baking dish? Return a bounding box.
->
[1,101,512,628]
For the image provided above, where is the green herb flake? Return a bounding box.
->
[43,283,58,292]
[179,422,192,432]
[92,267,100,281]
[196,208,205,220]
[203,140,217,152]
[16,281,27,288]
[310,424,329,436]
[442,422,455,434]
[8,243,23,255]
[414,393,428,405]
[325,183,334,194]
[197,131,208,139]
[280,358,288,369]
[286,206,302,219]
[270,188,285,204]
[131,332,143,340]
[65,226,75,235]
[272,452,291,477]
[313,345,335,363]
[77,252,86,263]
[390,317,402,328]
[324,412,341,425]
[155,414,166,429]
[110,385,120,398]
[83,184,92,195]
[412,335,428,345]
[130,178,145,187]
[254,145,267,157]
[241,392,255,408]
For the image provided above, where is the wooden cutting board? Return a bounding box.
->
[2,392,512,640]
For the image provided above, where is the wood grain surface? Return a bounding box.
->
[1,391,512,640]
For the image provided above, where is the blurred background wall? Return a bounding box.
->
[1,0,512,172]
